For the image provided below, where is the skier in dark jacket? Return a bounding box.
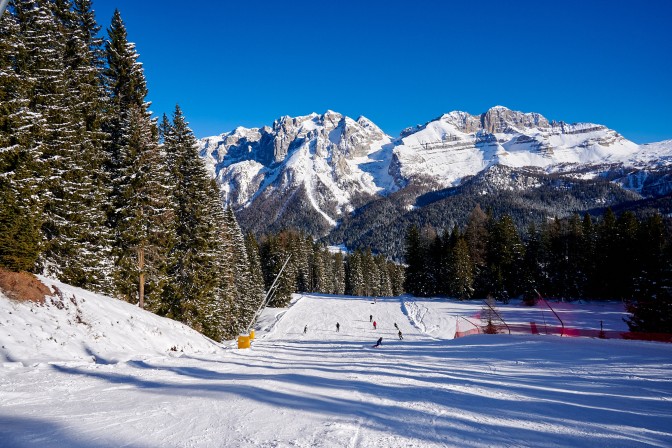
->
[336,322,340,332]
[304,325,307,334]
[394,323,398,330]
[373,336,383,348]
[398,330,403,340]
[370,314,373,323]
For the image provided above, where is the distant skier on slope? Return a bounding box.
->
[394,323,398,330]
[304,325,307,334]
[373,336,383,348]
[336,322,340,332]
[370,314,373,322]
[398,330,403,340]
[373,321,377,330]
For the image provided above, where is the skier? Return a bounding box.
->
[336,322,340,332]
[370,314,373,323]
[373,336,383,348]
[304,325,307,334]
[373,321,377,330]
[394,322,398,330]
[398,330,403,340]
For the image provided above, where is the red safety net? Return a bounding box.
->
[485,322,672,343]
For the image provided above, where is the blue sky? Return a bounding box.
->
[91,0,672,143]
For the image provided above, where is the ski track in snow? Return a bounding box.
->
[1,290,672,447]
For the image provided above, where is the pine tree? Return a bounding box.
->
[520,223,544,303]
[244,231,266,302]
[449,235,474,300]
[614,211,640,299]
[0,3,43,271]
[320,246,335,294]
[486,214,524,302]
[403,225,431,297]
[594,208,618,299]
[310,243,327,293]
[333,250,346,295]
[223,206,264,334]
[113,104,173,310]
[465,205,489,297]
[260,233,295,307]
[345,249,365,296]
[625,215,672,334]
[39,0,112,291]
[161,105,234,338]
[581,213,597,298]
[374,254,393,297]
[362,248,378,296]
[388,262,405,296]
[103,9,151,230]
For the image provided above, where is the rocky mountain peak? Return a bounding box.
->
[480,106,550,134]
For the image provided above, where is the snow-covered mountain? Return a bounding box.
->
[392,106,661,186]
[199,111,394,233]
[199,106,672,236]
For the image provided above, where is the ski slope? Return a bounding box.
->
[2,287,672,447]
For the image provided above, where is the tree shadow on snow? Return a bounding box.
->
[0,414,152,448]
[48,337,672,447]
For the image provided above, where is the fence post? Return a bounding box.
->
[535,290,565,336]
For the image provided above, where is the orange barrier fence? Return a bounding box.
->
[455,327,481,338]
[485,322,672,343]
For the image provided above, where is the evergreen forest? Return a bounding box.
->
[0,0,406,341]
[403,205,672,333]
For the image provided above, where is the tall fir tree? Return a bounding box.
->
[345,249,365,296]
[485,214,524,302]
[333,251,346,295]
[403,225,431,297]
[113,104,173,310]
[374,254,393,297]
[223,206,264,334]
[464,204,489,297]
[449,234,474,300]
[103,9,151,229]
[244,231,266,307]
[39,0,112,291]
[161,105,230,338]
[0,2,43,271]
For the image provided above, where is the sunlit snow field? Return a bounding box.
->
[1,279,671,447]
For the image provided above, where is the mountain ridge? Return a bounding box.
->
[198,106,672,253]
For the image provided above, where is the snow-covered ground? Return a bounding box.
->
[1,283,671,447]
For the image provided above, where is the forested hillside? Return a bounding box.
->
[402,204,672,332]
[0,0,406,342]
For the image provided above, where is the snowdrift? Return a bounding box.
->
[0,276,220,366]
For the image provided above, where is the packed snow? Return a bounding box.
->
[2,281,671,447]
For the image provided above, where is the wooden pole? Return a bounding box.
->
[245,254,291,333]
[535,290,565,336]
[138,246,145,309]
[483,300,511,334]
